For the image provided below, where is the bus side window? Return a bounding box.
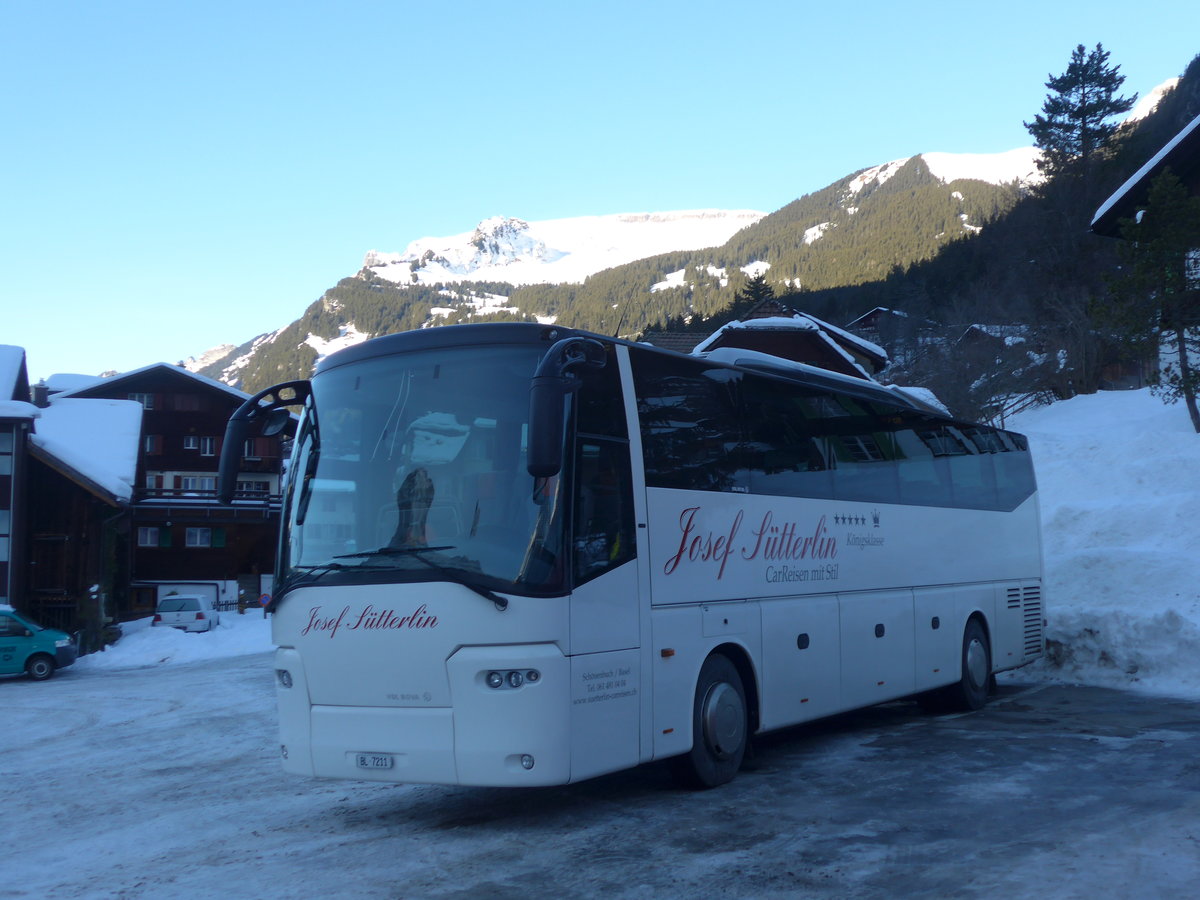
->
[572,438,635,585]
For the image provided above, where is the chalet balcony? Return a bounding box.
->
[135,486,283,509]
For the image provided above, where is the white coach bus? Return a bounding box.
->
[219,323,1044,789]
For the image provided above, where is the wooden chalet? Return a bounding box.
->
[3,347,141,649]
[54,363,292,621]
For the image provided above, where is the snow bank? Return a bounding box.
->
[76,611,272,670]
[1008,389,1200,698]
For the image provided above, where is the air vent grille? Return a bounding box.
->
[1020,585,1043,658]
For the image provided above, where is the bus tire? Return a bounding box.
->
[673,653,748,789]
[951,618,991,711]
[26,654,56,681]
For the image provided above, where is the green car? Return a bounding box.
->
[0,606,78,681]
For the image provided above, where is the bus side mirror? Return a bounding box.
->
[527,337,606,478]
[218,380,312,504]
[528,375,569,478]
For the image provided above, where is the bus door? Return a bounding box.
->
[564,347,643,780]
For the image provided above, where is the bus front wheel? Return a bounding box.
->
[674,653,748,789]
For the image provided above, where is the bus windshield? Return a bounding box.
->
[279,344,566,598]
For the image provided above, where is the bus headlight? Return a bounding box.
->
[507,670,524,688]
[486,671,504,689]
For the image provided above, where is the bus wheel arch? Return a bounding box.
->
[673,647,754,789]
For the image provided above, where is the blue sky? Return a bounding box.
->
[3,0,1197,382]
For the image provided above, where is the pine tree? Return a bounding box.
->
[1106,169,1200,432]
[730,272,775,318]
[1024,43,1137,181]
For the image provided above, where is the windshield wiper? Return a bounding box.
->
[335,546,509,611]
[272,561,353,609]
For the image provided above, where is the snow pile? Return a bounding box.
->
[76,611,272,670]
[1008,389,1200,698]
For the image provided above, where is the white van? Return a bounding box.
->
[152,595,220,633]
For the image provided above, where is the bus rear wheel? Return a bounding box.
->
[949,618,991,711]
[673,653,747,789]
[919,618,992,713]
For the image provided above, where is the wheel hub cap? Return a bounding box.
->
[966,637,988,689]
[701,681,746,759]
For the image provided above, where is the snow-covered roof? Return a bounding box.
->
[56,361,251,402]
[1,344,29,401]
[692,312,888,379]
[29,398,142,505]
[45,373,104,394]
[1092,111,1200,236]
[0,400,39,420]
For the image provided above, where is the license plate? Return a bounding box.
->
[356,753,394,770]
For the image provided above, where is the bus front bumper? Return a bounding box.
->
[275,644,572,786]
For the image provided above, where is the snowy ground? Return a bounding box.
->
[6,388,1200,899]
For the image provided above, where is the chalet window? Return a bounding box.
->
[137,527,159,547]
[184,436,199,450]
[239,480,270,494]
[186,527,226,548]
[144,435,163,455]
[180,476,216,492]
[128,392,155,410]
[244,439,260,459]
[200,437,216,456]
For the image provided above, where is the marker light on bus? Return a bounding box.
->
[486,669,540,689]
[276,669,293,688]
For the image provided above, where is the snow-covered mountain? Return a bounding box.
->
[362,209,767,287]
[182,343,236,374]
[196,147,1050,390]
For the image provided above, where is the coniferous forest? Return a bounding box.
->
[204,49,1200,426]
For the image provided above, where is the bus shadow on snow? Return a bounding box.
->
[333,685,1039,834]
